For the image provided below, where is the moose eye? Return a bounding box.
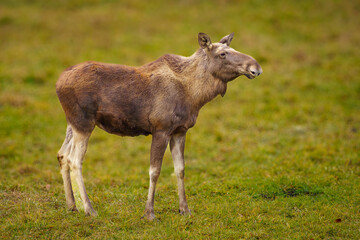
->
[220,52,226,58]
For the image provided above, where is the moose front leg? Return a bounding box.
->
[170,133,191,215]
[144,131,170,220]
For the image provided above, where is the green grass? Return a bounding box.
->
[1,0,359,239]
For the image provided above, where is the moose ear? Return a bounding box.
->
[219,32,234,46]
[198,32,212,50]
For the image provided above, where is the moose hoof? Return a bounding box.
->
[67,205,78,212]
[179,208,191,216]
[142,211,156,221]
[85,207,98,217]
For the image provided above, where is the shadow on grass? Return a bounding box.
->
[252,178,324,200]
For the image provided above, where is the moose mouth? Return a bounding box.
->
[245,73,255,79]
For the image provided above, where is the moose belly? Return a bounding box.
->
[95,112,151,137]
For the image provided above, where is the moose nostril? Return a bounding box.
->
[249,65,263,77]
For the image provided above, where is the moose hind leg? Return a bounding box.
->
[69,128,97,216]
[57,125,77,211]
[170,133,190,215]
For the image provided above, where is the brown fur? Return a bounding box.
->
[56,33,262,219]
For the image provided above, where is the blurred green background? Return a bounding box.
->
[0,0,359,239]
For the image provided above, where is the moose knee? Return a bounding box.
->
[57,153,70,170]
[70,162,82,172]
[149,168,161,182]
[57,154,64,167]
[175,167,185,179]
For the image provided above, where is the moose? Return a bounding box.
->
[56,32,262,220]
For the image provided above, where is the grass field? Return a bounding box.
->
[1,0,359,239]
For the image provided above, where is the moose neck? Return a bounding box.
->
[182,49,227,110]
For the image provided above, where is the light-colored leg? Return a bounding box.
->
[57,126,77,211]
[144,131,170,220]
[68,129,97,216]
[170,133,191,215]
